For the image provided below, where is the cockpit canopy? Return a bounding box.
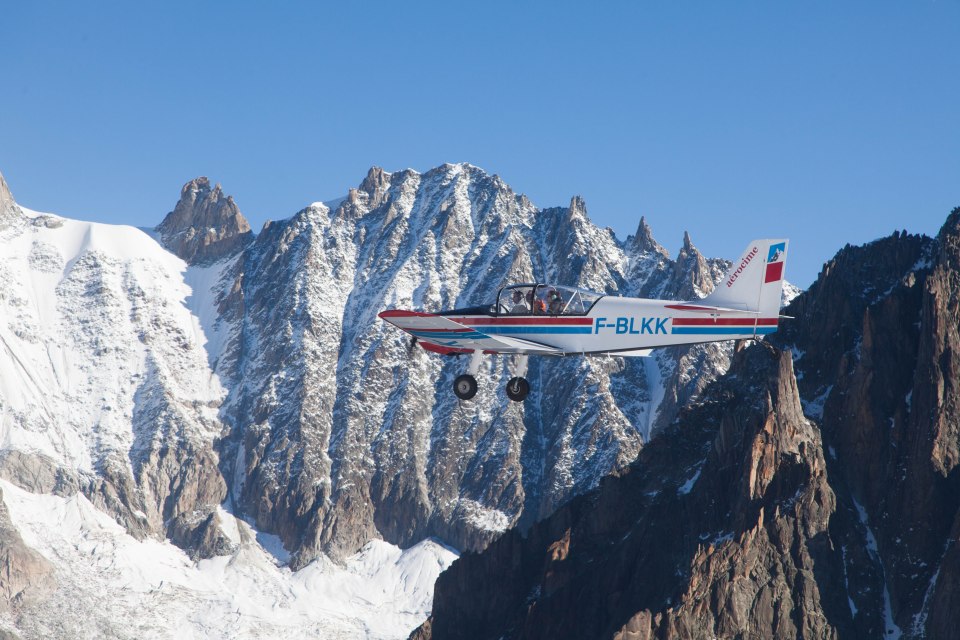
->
[492,284,603,316]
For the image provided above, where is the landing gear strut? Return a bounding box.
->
[506,354,529,402]
[453,350,484,400]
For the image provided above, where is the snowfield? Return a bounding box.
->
[0,207,223,473]
[0,480,456,639]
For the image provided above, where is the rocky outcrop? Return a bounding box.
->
[773,212,960,638]
[0,451,78,497]
[625,216,668,259]
[168,508,239,560]
[419,344,846,639]
[0,488,55,615]
[156,177,253,264]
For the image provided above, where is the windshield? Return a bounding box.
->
[496,284,602,316]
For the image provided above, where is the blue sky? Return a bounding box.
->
[2,1,957,287]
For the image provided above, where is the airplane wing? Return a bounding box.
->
[379,310,563,355]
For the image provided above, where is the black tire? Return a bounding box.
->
[454,374,478,400]
[506,376,530,402]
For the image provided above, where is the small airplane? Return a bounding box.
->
[380,239,788,402]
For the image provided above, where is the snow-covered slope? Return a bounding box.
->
[0,205,226,544]
[0,480,455,639]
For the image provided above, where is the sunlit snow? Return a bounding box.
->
[1,481,456,639]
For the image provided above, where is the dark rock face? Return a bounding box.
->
[773,216,960,638]
[415,208,960,640]
[157,177,253,264]
[419,344,840,639]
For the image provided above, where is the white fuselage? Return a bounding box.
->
[445,296,778,355]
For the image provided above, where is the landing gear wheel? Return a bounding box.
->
[506,376,530,402]
[454,374,478,400]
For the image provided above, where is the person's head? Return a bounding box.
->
[512,290,522,302]
[526,290,534,302]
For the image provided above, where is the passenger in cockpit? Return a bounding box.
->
[510,289,530,314]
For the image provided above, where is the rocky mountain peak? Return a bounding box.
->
[345,166,395,214]
[359,166,390,196]
[156,177,253,264]
[0,170,23,230]
[937,206,960,259]
[672,231,715,299]
[626,216,668,258]
[567,195,587,220]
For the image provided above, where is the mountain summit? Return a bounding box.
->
[156,177,253,264]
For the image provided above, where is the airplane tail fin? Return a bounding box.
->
[700,239,788,317]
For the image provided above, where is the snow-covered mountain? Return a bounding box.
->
[0,165,780,637]
[198,163,763,564]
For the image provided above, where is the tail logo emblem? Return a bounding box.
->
[765,242,787,283]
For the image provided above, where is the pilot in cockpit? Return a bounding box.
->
[547,288,563,314]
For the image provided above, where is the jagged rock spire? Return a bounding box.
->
[157,177,253,264]
[359,166,389,196]
[672,231,715,299]
[0,170,23,230]
[627,216,668,258]
[567,195,587,221]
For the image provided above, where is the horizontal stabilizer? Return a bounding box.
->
[663,303,758,315]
